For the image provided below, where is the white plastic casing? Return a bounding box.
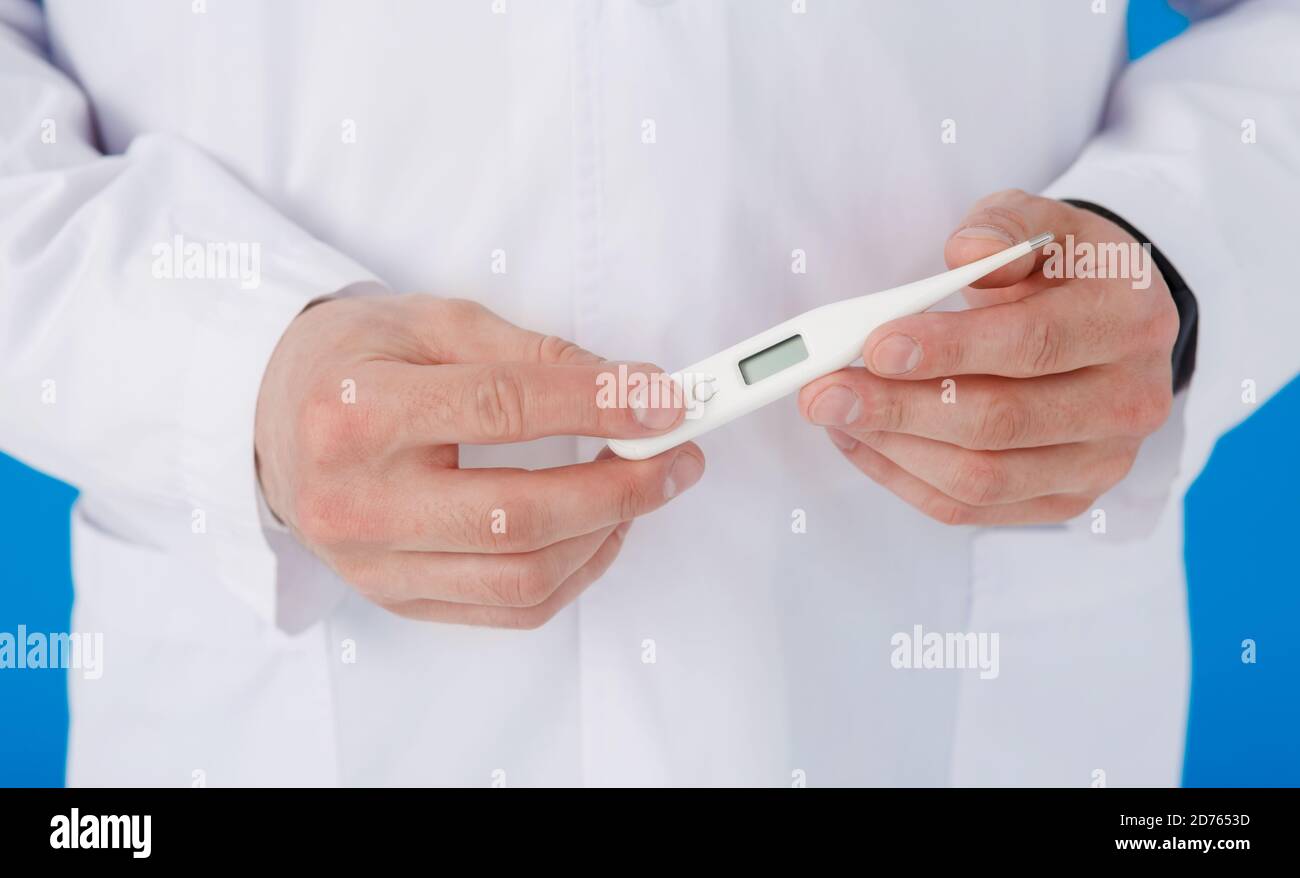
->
[608,235,1052,460]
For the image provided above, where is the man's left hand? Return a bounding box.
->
[799,189,1179,526]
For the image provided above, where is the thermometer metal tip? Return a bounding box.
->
[1027,231,1054,248]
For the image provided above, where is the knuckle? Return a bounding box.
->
[1116,383,1172,435]
[1146,301,1181,352]
[426,298,486,360]
[438,297,488,325]
[1053,495,1094,522]
[376,599,429,623]
[298,370,389,462]
[296,391,357,466]
[439,499,490,551]
[922,494,974,527]
[1098,447,1139,493]
[505,604,557,631]
[969,195,1031,237]
[877,389,908,433]
[986,187,1029,205]
[489,497,554,552]
[948,455,1009,506]
[974,398,1028,449]
[1145,385,1174,431]
[488,557,555,608]
[336,556,386,597]
[472,367,527,441]
[1016,315,1064,375]
[935,335,967,375]
[617,471,655,521]
[293,486,354,545]
[536,334,591,364]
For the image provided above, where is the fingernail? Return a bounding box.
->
[808,386,861,426]
[871,334,922,375]
[631,377,679,430]
[955,224,1015,245]
[664,451,704,500]
[827,428,857,451]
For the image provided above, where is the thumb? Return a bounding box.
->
[944,188,1074,293]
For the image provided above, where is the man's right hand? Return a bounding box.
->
[254,294,703,628]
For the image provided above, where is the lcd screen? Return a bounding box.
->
[738,334,809,385]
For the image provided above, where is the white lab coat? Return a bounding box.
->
[1,0,1296,786]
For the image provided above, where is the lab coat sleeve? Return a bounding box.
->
[1040,0,1300,477]
[0,1,377,624]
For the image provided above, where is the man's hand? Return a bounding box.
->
[799,189,1178,525]
[255,294,704,627]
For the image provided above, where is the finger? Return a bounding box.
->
[379,519,632,629]
[825,429,1093,526]
[366,359,687,445]
[851,430,1138,507]
[944,189,1082,295]
[366,445,705,553]
[861,281,1140,380]
[416,297,606,366]
[337,525,615,606]
[801,366,1169,450]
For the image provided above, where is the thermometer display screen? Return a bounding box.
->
[738,334,809,385]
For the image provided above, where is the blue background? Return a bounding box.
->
[1,1,1296,787]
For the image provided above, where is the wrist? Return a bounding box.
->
[1060,198,1199,394]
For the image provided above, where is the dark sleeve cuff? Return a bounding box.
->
[1061,198,1199,394]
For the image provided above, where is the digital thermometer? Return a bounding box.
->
[608,232,1053,460]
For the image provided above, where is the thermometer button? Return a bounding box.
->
[692,376,718,403]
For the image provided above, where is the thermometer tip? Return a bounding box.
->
[1028,231,1054,249]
